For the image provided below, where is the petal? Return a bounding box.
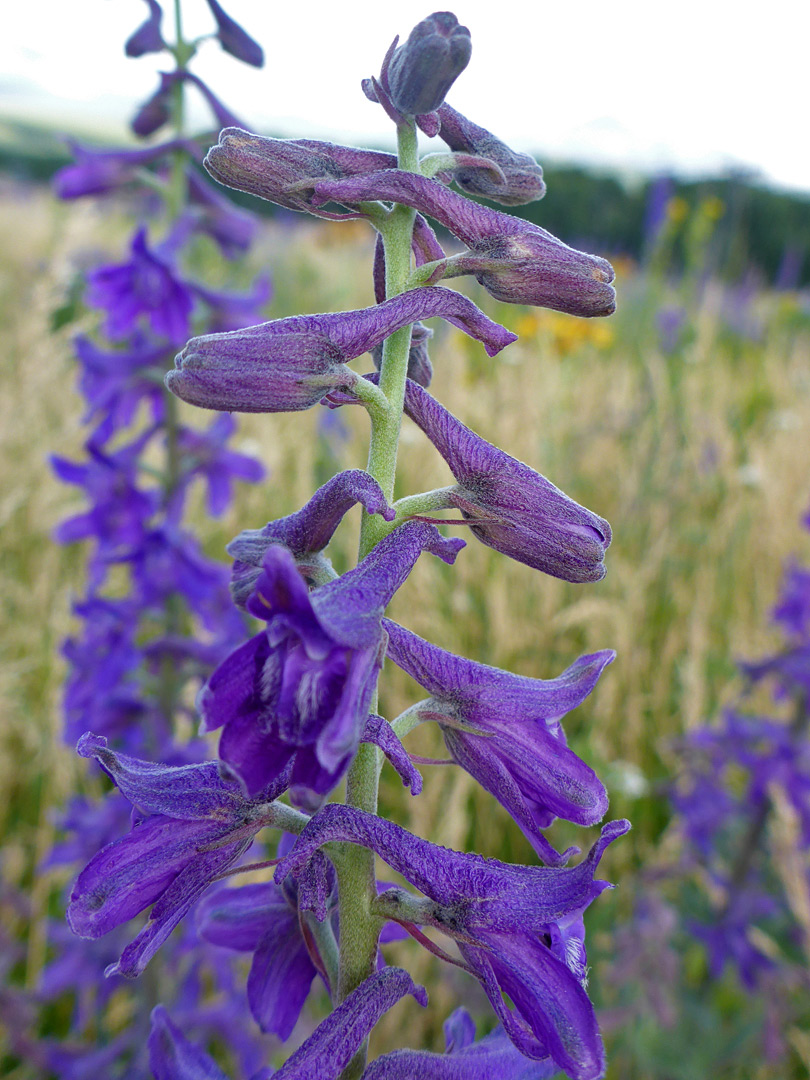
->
[149,1005,230,1080]
[247,922,318,1039]
[196,882,292,952]
[363,714,423,794]
[271,968,427,1080]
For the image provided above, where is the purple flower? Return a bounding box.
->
[54,139,191,200]
[277,808,630,1079]
[174,414,265,517]
[203,0,264,67]
[68,734,291,977]
[204,128,397,219]
[73,333,168,445]
[270,968,427,1080]
[365,1006,559,1078]
[51,432,158,573]
[386,13,472,116]
[187,169,258,258]
[86,227,195,344]
[132,71,182,138]
[384,619,612,862]
[371,234,434,386]
[227,469,396,605]
[401,378,611,582]
[166,287,515,413]
[311,170,616,317]
[436,103,546,206]
[149,1006,230,1080]
[196,880,320,1039]
[199,521,464,799]
[125,0,165,58]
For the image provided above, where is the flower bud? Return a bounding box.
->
[437,103,546,206]
[387,12,471,116]
[204,0,264,67]
[125,0,164,58]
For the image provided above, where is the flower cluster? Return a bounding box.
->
[671,508,810,988]
[30,2,277,1075]
[58,10,628,1080]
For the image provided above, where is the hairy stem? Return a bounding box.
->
[335,119,420,1080]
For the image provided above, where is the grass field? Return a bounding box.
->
[2,183,809,1077]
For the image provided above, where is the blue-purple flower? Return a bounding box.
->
[199,521,464,799]
[401,377,612,581]
[277,807,630,1079]
[166,287,515,413]
[68,734,292,977]
[384,619,612,862]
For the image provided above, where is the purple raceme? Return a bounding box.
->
[48,8,628,1080]
[668,509,810,995]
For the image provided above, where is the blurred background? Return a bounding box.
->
[2,2,810,1078]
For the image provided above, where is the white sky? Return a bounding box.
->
[1,0,807,194]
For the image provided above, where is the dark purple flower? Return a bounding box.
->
[384,619,612,861]
[54,139,191,200]
[311,170,616,318]
[277,808,629,1079]
[387,13,472,116]
[199,521,464,799]
[401,378,611,582]
[772,559,810,641]
[125,0,165,57]
[365,1006,559,1078]
[204,0,264,67]
[227,469,395,605]
[86,227,195,344]
[68,733,292,977]
[436,103,546,206]
[196,880,320,1039]
[166,287,515,413]
[204,127,397,219]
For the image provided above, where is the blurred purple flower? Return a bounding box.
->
[86,228,195,344]
[125,0,165,58]
[204,0,264,67]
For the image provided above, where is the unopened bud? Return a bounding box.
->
[388,12,471,116]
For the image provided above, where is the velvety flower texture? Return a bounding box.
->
[436,103,546,206]
[364,1006,558,1079]
[402,378,612,582]
[310,169,616,317]
[148,969,426,1080]
[384,619,612,863]
[227,469,396,606]
[277,808,630,1080]
[204,127,397,219]
[166,286,515,413]
[386,12,472,116]
[199,521,465,799]
[68,734,292,978]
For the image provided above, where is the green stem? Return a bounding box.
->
[335,119,421,1080]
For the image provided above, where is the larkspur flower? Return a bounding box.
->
[393,378,612,582]
[199,521,464,799]
[384,619,612,861]
[204,0,264,68]
[277,808,630,1079]
[310,169,616,317]
[227,469,396,605]
[67,734,296,978]
[166,287,515,413]
[386,12,472,117]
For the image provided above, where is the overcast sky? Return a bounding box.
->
[1,0,807,194]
